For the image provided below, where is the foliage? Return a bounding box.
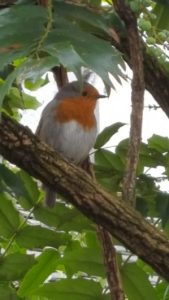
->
[0,0,169,299]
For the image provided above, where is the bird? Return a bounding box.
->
[36,81,106,207]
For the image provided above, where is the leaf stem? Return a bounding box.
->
[2,206,35,257]
[35,0,53,58]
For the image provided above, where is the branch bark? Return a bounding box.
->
[113,1,145,206]
[1,114,169,281]
[112,35,169,118]
[97,226,125,300]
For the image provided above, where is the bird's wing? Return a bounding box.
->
[35,100,62,151]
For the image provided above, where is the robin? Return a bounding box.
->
[36,81,106,207]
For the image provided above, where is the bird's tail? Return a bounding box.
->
[43,185,56,208]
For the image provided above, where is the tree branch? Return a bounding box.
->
[113,0,144,206]
[97,226,125,300]
[112,35,169,118]
[1,114,169,280]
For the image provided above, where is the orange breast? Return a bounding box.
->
[55,97,97,129]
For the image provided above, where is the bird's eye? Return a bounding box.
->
[82,91,87,96]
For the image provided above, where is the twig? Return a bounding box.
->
[97,226,125,300]
[2,206,35,257]
[85,161,125,300]
[113,0,145,206]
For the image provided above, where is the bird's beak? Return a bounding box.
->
[98,94,107,99]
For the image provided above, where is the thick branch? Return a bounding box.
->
[1,114,169,281]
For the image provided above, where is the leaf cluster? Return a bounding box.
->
[0,0,125,112]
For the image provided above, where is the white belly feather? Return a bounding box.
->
[54,120,97,164]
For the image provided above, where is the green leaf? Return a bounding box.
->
[18,248,59,297]
[95,122,125,149]
[24,75,49,91]
[0,164,38,210]
[18,56,59,82]
[34,202,93,232]
[47,19,124,87]
[16,225,70,249]
[155,191,169,227]
[148,135,169,153]
[60,213,93,232]
[121,263,158,300]
[95,149,124,171]
[31,279,110,300]
[0,64,23,109]
[85,231,102,249]
[54,2,108,33]
[0,56,59,108]
[0,193,20,238]
[45,42,84,80]
[17,170,40,205]
[154,281,169,300]
[152,2,169,31]
[0,283,19,300]
[0,252,35,281]
[7,87,40,110]
[57,242,105,277]
[0,5,47,70]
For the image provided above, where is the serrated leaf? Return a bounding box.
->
[18,248,59,297]
[0,253,35,281]
[121,263,158,300]
[18,56,59,82]
[45,42,84,80]
[95,122,125,148]
[47,19,124,87]
[16,225,70,249]
[0,5,47,70]
[0,1,125,99]
[0,193,20,238]
[31,279,110,300]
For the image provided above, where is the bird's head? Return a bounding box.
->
[56,81,107,102]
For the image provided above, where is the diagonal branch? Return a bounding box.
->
[1,114,169,281]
